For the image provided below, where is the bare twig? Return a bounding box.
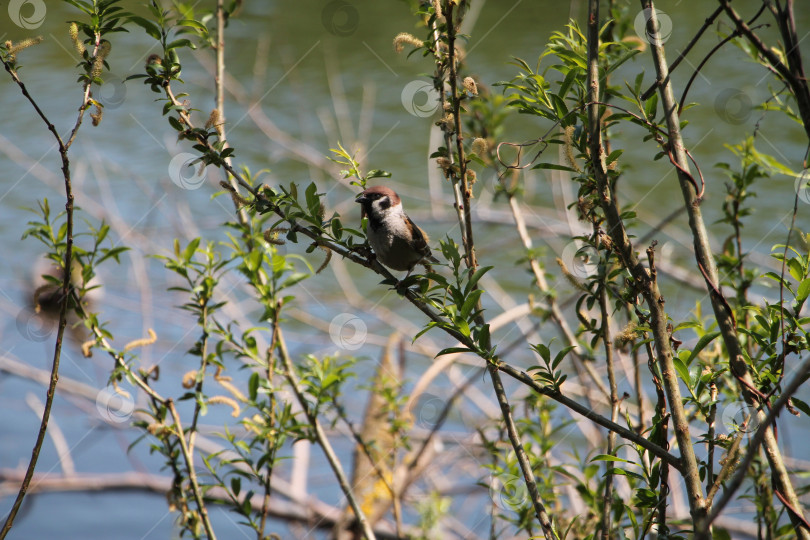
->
[597,283,618,540]
[719,0,810,139]
[0,42,95,536]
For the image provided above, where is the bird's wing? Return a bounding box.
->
[406,215,438,262]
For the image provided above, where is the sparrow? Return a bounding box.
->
[355,186,438,275]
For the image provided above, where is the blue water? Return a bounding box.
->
[1,0,808,538]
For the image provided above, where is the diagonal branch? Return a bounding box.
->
[275,328,377,540]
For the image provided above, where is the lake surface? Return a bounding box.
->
[1,1,808,538]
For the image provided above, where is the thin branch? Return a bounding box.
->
[677,30,744,115]
[0,51,83,539]
[497,363,682,470]
[442,1,477,272]
[439,5,557,536]
[598,282,618,540]
[719,0,810,140]
[60,293,218,538]
[275,328,377,540]
[0,470,407,539]
[213,0,249,227]
[590,0,707,526]
[704,353,810,529]
[506,193,610,400]
[429,14,468,251]
[640,5,725,100]
[167,400,218,540]
[643,0,808,534]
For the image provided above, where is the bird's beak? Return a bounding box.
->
[355,193,367,204]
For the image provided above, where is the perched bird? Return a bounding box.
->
[355,186,438,275]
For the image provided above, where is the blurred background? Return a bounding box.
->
[1,0,808,538]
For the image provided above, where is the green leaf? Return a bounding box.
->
[531,343,550,362]
[177,19,207,30]
[128,15,161,40]
[532,162,577,172]
[591,454,635,464]
[305,182,319,217]
[557,67,578,102]
[673,321,702,332]
[686,331,721,365]
[280,272,310,289]
[167,38,196,51]
[460,289,484,319]
[64,0,94,14]
[606,149,623,165]
[244,250,262,272]
[673,356,692,386]
[644,93,658,119]
[788,257,803,282]
[797,278,810,302]
[365,169,391,179]
[413,322,439,342]
[436,347,472,357]
[465,266,493,295]
[182,238,200,262]
[248,372,259,401]
[552,346,575,369]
